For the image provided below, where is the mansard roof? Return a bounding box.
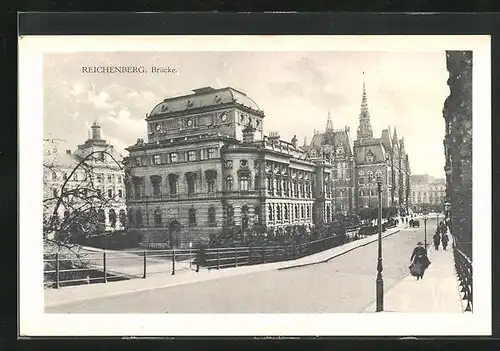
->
[149,86,263,117]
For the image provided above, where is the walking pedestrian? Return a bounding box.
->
[433,232,441,251]
[409,242,431,280]
[441,233,449,251]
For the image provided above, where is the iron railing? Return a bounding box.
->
[453,242,472,312]
[43,247,198,289]
[44,223,397,289]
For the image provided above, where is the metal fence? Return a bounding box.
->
[453,244,472,312]
[43,248,198,289]
[44,223,396,289]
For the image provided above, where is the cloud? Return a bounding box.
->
[91,91,114,110]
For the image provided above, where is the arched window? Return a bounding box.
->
[301,205,305,219]
[306,206,311,219]
[255,205,262,224]
[205,170,217,194]
[276,205,282,220]
[154,208,162,228]
[133,177,143,199]
[150,175,162,197]
[168,174,178,195]
[241,205,249,230]
[284,205,289,220]
[239,175,250,191]
[225,205,234,225]
[208,207,216,226]
[119,209,127,228]
[185,172,197,195]
[294,204,299,219]
[226,176,233,192]
[188,208,197,226]
[108,209,117,228]
[268,204,273,221]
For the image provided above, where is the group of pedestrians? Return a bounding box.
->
[433,221,449,251]
[408,221,449,281]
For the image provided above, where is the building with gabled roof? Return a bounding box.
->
[352,80,411,216]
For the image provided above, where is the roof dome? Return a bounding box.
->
[149,86,262,117]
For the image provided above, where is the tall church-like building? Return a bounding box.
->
[305,112,356,216]
[352,80,411,216]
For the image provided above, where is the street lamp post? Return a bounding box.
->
[423,214,428,249]
[376,176,384,312]
[366,176,371,224]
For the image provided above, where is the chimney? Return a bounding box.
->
[66,150,71,155]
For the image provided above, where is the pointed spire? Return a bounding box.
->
[303,136,307,147]
[326,111,333,131]
[360,74,369,117]
[356,72,373,140]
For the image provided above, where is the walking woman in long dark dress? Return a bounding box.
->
[410,242,431,280]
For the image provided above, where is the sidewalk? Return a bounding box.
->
[45,224,406,308]
[362,240,463,313]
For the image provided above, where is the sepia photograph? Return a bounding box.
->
[19,35,491,336]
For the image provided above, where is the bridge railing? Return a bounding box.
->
[44,223,401,289]
[453,242,473,312]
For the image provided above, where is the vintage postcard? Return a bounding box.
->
[19,35,491,336]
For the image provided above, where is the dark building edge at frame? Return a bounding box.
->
[443,50,473,311]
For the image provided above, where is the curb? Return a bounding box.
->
[45,226,408,308]
[278,228,403,271]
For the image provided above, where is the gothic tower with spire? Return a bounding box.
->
[326,111,333,131]
[356,80,373,140]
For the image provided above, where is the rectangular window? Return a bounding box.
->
[118,189,123,198]
[169,153,178,163]
[153,154,161,165]
[199,149,207,160]
[135,156,142,166]
[208,148,216,159]
[97,173,103,182]
[108,189,113,198]
[52,188,58,198]
[187,150,196,162]
[107,174,112,182]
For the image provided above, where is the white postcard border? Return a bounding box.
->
[19,35,491,336]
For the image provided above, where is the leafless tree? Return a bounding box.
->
[43,138,125,257]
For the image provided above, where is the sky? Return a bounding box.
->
[43,51,450,178]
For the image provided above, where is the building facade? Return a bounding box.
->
[410,175,446,212]
[43,122,127,235]
[443,51,472,259]
[124,86,339,248]
[305,112,356,216]
[352,82,412,216]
